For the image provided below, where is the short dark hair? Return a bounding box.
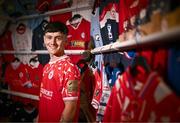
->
[44,21,68,35]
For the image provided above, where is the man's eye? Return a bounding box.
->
[56,37,63,41]
[45,36,52,40]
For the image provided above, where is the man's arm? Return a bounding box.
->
[60,100,78,122]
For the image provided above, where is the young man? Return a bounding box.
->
[38,21,81,122]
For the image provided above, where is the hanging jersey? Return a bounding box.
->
[99,0,119,45]
[66,17,90,64]
[11,22,35,64]
[91,67,102,110]
[38,55,80,122]
[32,20,50,65]
[99,0,123,66]
[4,62,29,102]
[25,63,43,107]
[50,12,72,24]
[103,67,180,122]
[26,63,43,95]
[167,47,180,96]
[91,7,104,70]
[0,31,15,63]
[96,63,111,122]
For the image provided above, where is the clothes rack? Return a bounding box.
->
[91,26,180,54]
[16,5,92,21]
[0,89,39,101]
[0,50,87,55]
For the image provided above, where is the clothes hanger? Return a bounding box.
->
[76,51,93,74]
[130,55,151,77]
[69,14,82,23]
[76,59,88,74]
[92,0,101,14]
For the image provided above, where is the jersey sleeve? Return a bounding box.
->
[62,62,80,101]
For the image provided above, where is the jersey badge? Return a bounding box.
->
[48,70,54,79]
[67,80,78,93]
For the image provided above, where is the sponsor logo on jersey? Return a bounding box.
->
[40,88,53,100]
[70,40,85,48]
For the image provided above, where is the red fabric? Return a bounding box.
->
[38,55,80,122]
[26,64,43,95]
[91,68,102,111]
[118,0,148,34]
[103,66,180,122]
[140,49,168,78]
[50,12,72,24]
[118,0,129,34]
[36,0,52,12]
[25,64,43,107]
[4,63,29,102]
[66,18,90,64]
[0,31,15,63]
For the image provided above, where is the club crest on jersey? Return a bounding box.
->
[19,72,24,78]
[81,32,85,39]
[48,70,54,79]
[67,80,78,93]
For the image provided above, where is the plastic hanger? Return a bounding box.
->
[76,51,93,74]
[130,55,151,76]
[69,14,82,22]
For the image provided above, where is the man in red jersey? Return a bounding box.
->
[37,21,80,122]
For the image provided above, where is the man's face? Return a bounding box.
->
[44,32,67,56]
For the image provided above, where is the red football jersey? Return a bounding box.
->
[50,12,72,24]
[26,63,43,95]
[25,63,43,107]
[103,67,180,122]
[66,17,90,64]
[4,62,29,102]
[38,55,80,122]
[91,67,102,110]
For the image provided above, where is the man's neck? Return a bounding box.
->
[50,54,66,63]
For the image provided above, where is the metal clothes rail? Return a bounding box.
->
[16,5,92,21]
[0,27,179,55]
[0,50,87,55]
[91,26,180,54]
[0,89,39,101]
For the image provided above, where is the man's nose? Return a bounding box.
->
[51,37,56,44]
